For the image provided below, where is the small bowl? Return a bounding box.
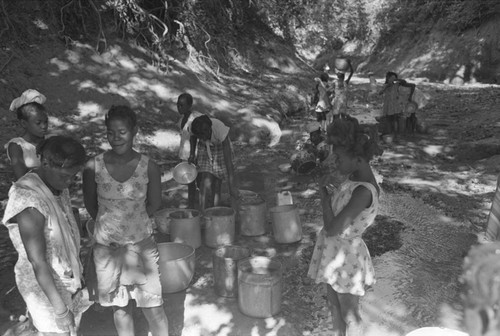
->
[172,162,198,184]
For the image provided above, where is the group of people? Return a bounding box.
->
[1,90,239,335]
[2,81,499,336]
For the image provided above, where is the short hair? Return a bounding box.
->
[16,102,46,120]
[178,93,193,106]
[191,115,212,136]
[385,71,398,83]
[320,72,329,82]
[37,136,87,169]
[326,115,382,161]
[105,105,137,129]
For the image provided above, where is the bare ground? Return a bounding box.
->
[1,37,500,335]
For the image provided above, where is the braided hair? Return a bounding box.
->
[326,115,382,161]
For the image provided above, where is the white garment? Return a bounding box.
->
[405,327,468,336]
[178,111,203,160]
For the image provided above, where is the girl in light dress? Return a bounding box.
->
[308,115,382,336]
[5,89,48,180]
[82,105,169,336]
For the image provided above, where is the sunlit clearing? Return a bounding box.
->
[49,58,70,72]
[146,130,180,151]
[33,18,48,30]
[423,145,444,156]
[77,101,103,119]
[184,293,233,334]
[301,188,317,198]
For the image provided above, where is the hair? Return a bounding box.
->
[16,102,46,120]
[385,71,398,84]
[320,72,329,82]
[105,105,137,129]
[37,136,87,169]
[337,73,345,80]
[191,115,212,136]
[462,242,500,312]
[178,92,193,106]
[326,115,383,161]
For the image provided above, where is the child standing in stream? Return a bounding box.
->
[308,115,382,336]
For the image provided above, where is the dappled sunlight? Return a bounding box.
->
[422,144,444,156]
[183,292,234,335]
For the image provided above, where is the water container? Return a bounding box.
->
[213,245,251,297]
[237,256,282,318]
[204,207,235,248]
[238,190,267,236]
[153,208,177,234]
[157,242,195,293]
[269,204,302,243]
[169,209,202,249]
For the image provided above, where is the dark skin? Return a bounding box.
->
[15,162,82,335]
[188,121,238,211]
[379,74,416,134]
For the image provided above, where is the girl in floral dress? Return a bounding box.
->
[308,115,382,336]
[82,105,169,336]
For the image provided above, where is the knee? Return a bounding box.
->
[143,306,168,323]
[113,307,131,319]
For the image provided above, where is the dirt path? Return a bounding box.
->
[1,39,500,335]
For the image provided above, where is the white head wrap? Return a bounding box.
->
[9,89,46,112]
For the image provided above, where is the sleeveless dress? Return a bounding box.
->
[2,173,91,333]
[308,180,379,296]
[92,153,163,308]
[5,137,41,169]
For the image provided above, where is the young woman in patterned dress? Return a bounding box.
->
[308,115,382,336]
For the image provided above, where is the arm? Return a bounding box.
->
[345,60,354,85]
[322,186,373,237]
[378,83,388,95]
[400,80,416,101]
[82,159,98,220]
[188,135,198,164]
[146,159,162,216]
[17,208,73,318]
[7,142,29,180]
[222,136,238,198]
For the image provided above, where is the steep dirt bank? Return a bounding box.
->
[358,15,500,84]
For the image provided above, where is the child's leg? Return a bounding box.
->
[142,306,169,336]
[327,285,347,336]
[213,177,222,206]
[187,181,197,209]
[113,304,135,336]
[198,172,217,211]
[337,292,362,336]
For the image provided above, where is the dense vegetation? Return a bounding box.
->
[1,0,500,79]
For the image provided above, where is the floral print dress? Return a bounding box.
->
[92,153,163,307]
[308,180,379,296]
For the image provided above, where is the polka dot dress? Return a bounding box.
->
[308,180,379,296]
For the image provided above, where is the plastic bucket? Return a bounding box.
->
[169,209,202,249]
[237,256,282,318]
[157,242,195,293]
[238,190,267,236]
[204,207,235,248]
[213,245,251,297]
[269,204,302,243]
[153,208,177,234]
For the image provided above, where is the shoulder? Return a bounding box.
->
[5,137,26,150]
[3,183,47,224]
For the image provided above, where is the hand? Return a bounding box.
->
[314,77,320,82]
[55,308,76,334]
[188,155,195,164]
